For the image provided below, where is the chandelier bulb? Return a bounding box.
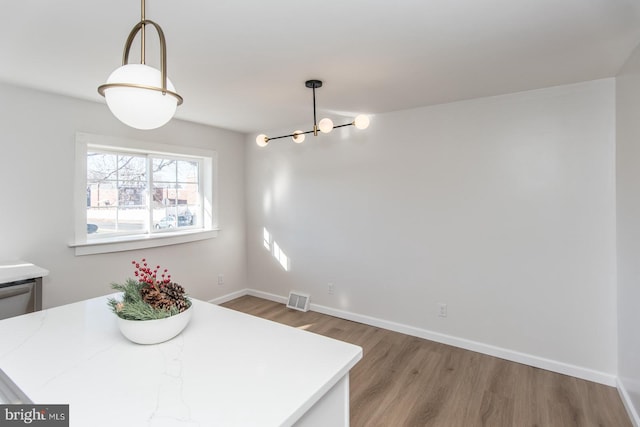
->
[292,131,305,144]
[354,114,370,130]
[256,134,269,147]
[318,118,334,134]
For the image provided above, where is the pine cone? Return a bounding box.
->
[161,282,189,312]
[174,297,189,313]
[141,286,174,311]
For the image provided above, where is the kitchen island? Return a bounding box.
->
[0,296,362,426]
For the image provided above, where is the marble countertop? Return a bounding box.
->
[0,260,49,284]
[0,295,362,426]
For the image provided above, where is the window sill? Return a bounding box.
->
[69,229,219,256]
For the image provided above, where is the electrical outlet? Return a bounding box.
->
[438,303,447,318]
[218,274,224,285]
[328,282,334,295]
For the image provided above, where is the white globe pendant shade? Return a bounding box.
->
[318,118,334,133]
[256,134,269,147]
[292,131,305,143]
[354,114,370,130]
[102,64,178,130]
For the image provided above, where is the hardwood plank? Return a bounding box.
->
[221,296,631,427]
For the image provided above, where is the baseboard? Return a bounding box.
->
[247,289,288,304]
[618,378,640,427]
[310,301,616,386]
[212,289,617,386]
[208,289,250,305]
[209,288,286,305]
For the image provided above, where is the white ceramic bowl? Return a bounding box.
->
[117,305,192,345]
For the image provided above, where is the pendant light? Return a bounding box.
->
[98,0,183,130]
[256,80,370,147]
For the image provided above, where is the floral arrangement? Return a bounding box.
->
[108,259,191,321]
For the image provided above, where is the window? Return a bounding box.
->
[72,133,217,255]
[86,151,201,235]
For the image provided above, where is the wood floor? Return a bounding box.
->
[221,296,631,427]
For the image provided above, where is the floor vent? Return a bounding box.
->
[286,292,310,312]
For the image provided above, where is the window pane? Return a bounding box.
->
[86,151,147,237]
[87,181,116,207]
[177,184,199,227]
[150,157,199,232]
[152,158,176,183]
[87,152,118,182]
[87,181,116,234]
[118,185,145,207]
[177,160,198,183]
[118,155,146,185]
[87,206,117,234]
[152,208,195,230]
[115,206,147,233]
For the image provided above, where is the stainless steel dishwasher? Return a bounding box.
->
[0,261,47,321]
[0,278,42,320]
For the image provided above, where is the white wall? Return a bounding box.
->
[0,82,247,308]
[0,76,622,391]
[616,43,640,421]
[245,79,617,378]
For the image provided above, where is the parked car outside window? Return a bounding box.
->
[154,214,194,229]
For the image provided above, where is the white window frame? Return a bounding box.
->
[70,132,218,256]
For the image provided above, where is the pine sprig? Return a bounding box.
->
[111,279,145,303]
[108,297,179,320]
[108,276,191,321]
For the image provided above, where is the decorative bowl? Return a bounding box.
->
[117,305,192,345]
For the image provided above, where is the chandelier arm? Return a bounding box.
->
[333,122,355,130]
[265,129,316,142]
[122,19,169,94]
[263,122,356,142]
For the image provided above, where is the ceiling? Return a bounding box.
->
[1,0,640,134]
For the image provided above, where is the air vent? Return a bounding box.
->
[286,291,310,312]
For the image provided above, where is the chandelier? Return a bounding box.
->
[256,80,369,147]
